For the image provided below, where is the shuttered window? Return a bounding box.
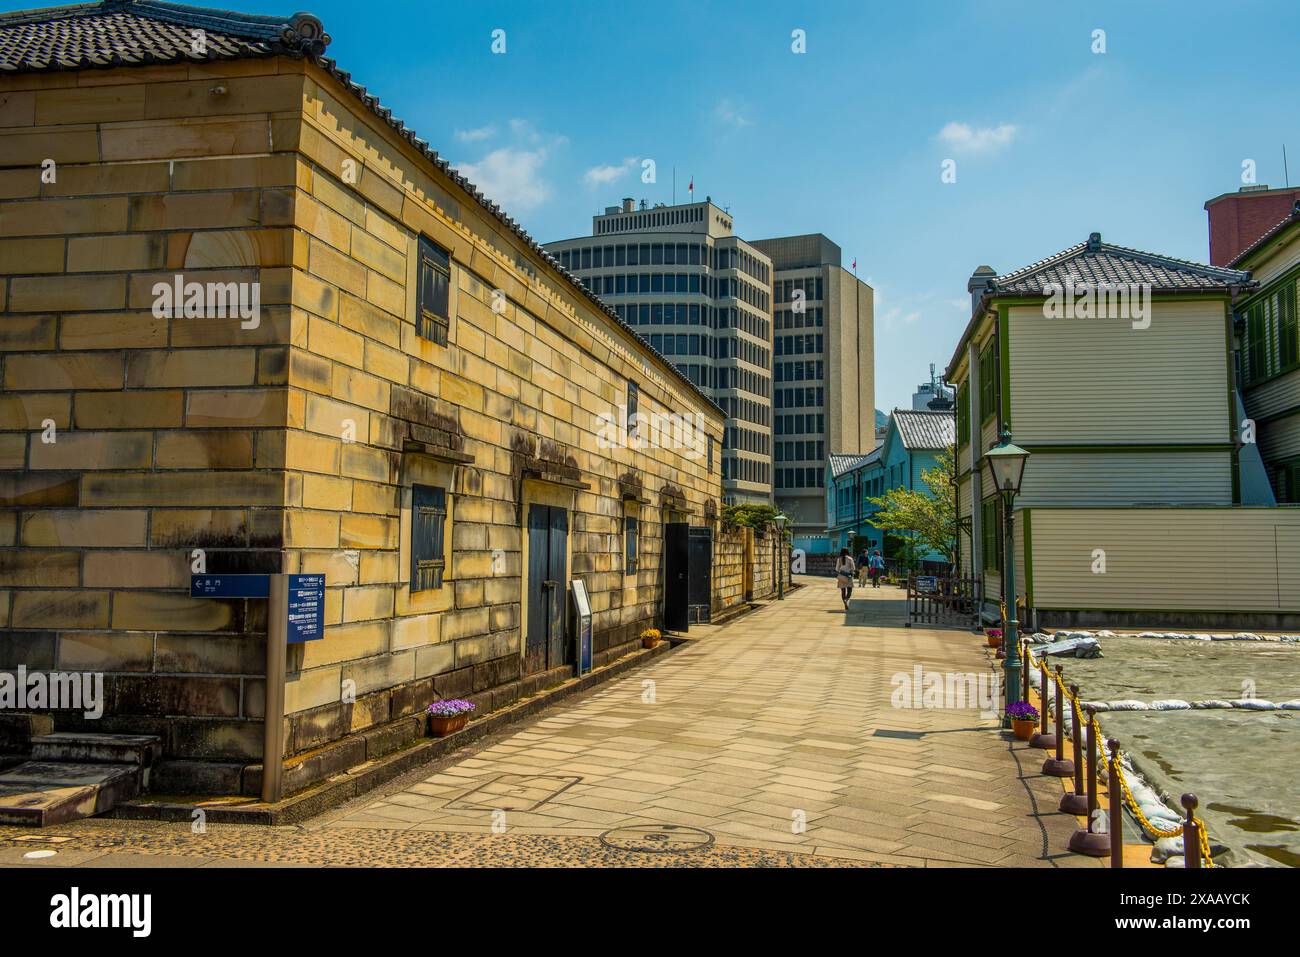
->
[981,497,1003,574]
[1241,276,1299,386]
[627,380,639,436]
[416,236,451,345]
[625,514,638,574]
[411,484,447,591]
[979,341,997,425]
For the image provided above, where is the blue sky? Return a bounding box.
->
[15,0,1299,410]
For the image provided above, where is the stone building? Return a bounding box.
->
[0,1,746,797]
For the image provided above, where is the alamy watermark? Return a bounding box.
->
[152,274,261,329]
[596,404,706,458]
[891,665,1002,718]
[1,666,104,719]
[1043,279,1152,329]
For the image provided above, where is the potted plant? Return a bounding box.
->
[985,628,1003,649]
[427,698,475,737]
[640,627,662,649]
[1006,701,1038,740]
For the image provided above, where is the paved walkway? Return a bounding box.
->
[0,577,1096,867]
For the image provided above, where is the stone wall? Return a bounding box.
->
[0,56,726,793]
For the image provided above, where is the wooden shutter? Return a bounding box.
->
[411,484,447,591]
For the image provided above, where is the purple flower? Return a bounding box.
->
[1005,701,1038,721]
[427,699,476,717]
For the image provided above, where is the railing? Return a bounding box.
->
[1015,636,1215,869]
[906,574,981,628]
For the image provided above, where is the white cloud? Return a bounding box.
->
[715,99,753,129]
[937,121,1017,155]
[584,157,639,188]
[454,119,568,212]
[457,147,552,211]
[455,125,497,143]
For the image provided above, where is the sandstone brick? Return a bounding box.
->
[341,584,395,623]
[75,391,183,429]
[300,619,388,669]
[84,550,188,589]
[185,389,286,428]
[284,509,340,548]
[57,631,154,672]
[0,128,99,166]
[351,227,405,282]
[0,472,78,507]
[4,352,122,391]
[301,473,353,510]
[284,665,342,714]
[100,117,269,161]
[391,612,439,650]
[339,293,401,347]
[339,512,397,549]
[12,590,109,629]
[35,84,147,124]
[154,633,264,675]
[43,161,169,198]
[0,550,79,587]
[330,364,388,413]
[126,348,257,388]
[171,153,299,192]
[284,429,341,474]
[341,651,414,697]
[129,191,261,231]
[0,237,64,275]
[81,471,282,507]
[66,233,167,273]
[111,592,240,632]
[21,509,149,548]
[415,642,456,679]
[29,430,152,469]
[309,236,367,296]
[59,312,169,350]
[150,509,249,548]
[365,269,404,317]
[110,674,241,718]
[0,197,126,238]
[154,430,255,469]
[0,89,35,126]
[9,273,128,314]
[358,550,398,585]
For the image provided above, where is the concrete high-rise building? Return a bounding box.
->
[545,199,775,504]
[751,234,874,553]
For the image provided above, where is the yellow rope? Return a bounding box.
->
[1017,640,1215,867]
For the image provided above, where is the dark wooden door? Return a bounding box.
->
[664,521,689,632]
[525,504,569,675]
[688,526,712,623]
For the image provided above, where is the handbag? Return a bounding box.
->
[836,572,852,588]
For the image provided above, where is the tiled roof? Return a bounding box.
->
[0,1,328,70]
[828,446,881,479]
[892,409,955,451]
[1229,202,1300,268]
[987,233,1251,296]
[0,1,722,415]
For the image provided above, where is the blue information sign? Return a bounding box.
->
[286,574,325,643]
[190,574,270,598]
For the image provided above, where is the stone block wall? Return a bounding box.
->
[0,55,726,792]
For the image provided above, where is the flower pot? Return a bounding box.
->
[642,637,661,649]
[428,713,468,737]
[986,633,1002,648]
[1011,718,1035,741]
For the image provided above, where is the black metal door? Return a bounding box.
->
[688,526,712,623]
[525,504,569,674]
[664,521,689,632]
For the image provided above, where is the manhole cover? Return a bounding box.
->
[599,824,715,853]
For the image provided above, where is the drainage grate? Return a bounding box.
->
[599,824,715,853]
[873,729,926,740]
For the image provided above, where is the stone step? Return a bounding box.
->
[30,733,161,769]
[0,714,55,751]
[0,762,142,827]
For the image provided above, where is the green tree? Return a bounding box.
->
[867,448,962,567]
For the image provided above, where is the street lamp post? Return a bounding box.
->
[982,428,1030,728]
[774,512,788,599]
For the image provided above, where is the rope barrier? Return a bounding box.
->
[1017,637,1214,867]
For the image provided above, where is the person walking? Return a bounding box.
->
[868,549,886,588]
[835,548,856,609]
[856,547,870,587]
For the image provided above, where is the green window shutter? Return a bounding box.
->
[1279,278,1299,372]
[411,484,447,592]
[979,342,997,424]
